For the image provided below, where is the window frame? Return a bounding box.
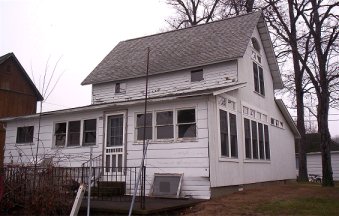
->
[135,112,153,141]
[83,119,97,146]
[16,126,34,144]
[176,108,197,140]
[53,118,97,148]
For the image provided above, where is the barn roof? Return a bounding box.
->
[82,11,283,89]
[0,53,43,101]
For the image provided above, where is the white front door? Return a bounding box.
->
[104,113,126,179]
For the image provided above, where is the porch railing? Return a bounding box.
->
[0,164,144,211]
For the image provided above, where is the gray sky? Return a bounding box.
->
[1,0,338,136]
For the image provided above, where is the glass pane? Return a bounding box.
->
[219,110,228,133]
[258,123,264,159]
[112,155,116,172]
[137,113,152,126]
[156,111,173,125]
[137,127,152,140]
[157,125,174,139]
[178,124,196,138]
[178,109,195,123]
[219,110,229,157]
[251,121,258,159]
[191,69,203,82]
[253,62,259,92]
[244,119,251,159]
[259,66,265,95]
[107,115,123,147]
[68,133,80,146]
[118,154,122,172]
[264,125,270,159]
[55,134,66,147]
[229,113,237,157]
[69,121,80,132]
[83,132,96,145]
[84,119,96,131]
[55,123,66,134]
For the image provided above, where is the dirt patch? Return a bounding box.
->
[179,182,339,216]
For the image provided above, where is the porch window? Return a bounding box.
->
[136,113,152,140]
[16,126,34,143]
[253,62,265,96]
[177,109,196,138]
[244,118,251,159]
[55,123,67,147]
[68,121,81,146]
[83,119,96,146]
[191,69,203,82]
[219,109,238,158]
[156,111,173,139]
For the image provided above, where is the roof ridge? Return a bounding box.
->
[122,11,261,43]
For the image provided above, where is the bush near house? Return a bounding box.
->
[0,165,77,215]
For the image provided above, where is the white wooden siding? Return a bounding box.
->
[126,97,211,199]
[92,61,237,104]
[208,26,296,188]
[306,152,339,181]
[4,111,104,167]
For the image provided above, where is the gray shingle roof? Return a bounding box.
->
[82,12,263,85]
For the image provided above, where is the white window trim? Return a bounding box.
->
[53,118,98,148]
[134,111,153,143]
[175,107,197,141]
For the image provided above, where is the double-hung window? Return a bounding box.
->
[16,126,34,144]
[253,62,265,96]
[219,109,238,158]
[54,119,97,147]
[244,118,270,160]
[156,111,174,139]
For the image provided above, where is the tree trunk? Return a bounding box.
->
[288,0,308,181]
[318,95,334,186]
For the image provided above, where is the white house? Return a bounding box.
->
[1,12,300,199]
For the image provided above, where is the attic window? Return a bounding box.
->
[191,69,204,82]
[115,82,126,94]
[251,37,261,53]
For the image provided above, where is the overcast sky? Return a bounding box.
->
[1,0,338,136]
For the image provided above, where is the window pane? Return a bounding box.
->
[55,123,66,134]
[219,110,229,157]
[84,119,96,130]
[68,121,80,132]
[253,62,259,92]
[84,132,96,145]
[229,113,238,158]
[264,125,270,159]
[258,123,264,159]
[115,83,120,93]
[137,113,152,127]
[156,111,173,125]
[178,109,195,123]
[137,127,152,140]
[55,134,66,147]
[178,124,196,138]
[244,119,251,159]
[191,69,203,82]
[251,121,258,159]
[259,66,265,95]
[157,125,174,139]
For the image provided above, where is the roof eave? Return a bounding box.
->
[275,99,301,139]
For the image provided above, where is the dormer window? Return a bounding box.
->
[191,69,203,82]
[115,82,126,94]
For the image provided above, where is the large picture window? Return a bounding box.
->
[253,62,265,95]
[244,118,270,160]
[219,109,238,158]
[16,126,34,144]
